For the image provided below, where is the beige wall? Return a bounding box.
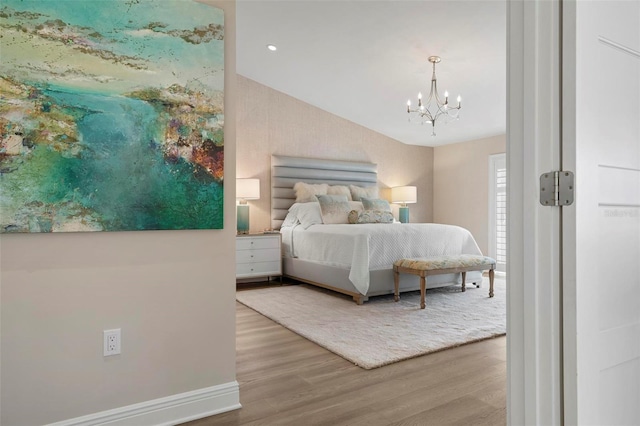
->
[237,76,434,231]
[433,134,506,255]
[0,1,237,424]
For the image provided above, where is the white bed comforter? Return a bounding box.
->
[281,223,482,295]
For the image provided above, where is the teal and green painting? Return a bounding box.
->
[0,0,224,232]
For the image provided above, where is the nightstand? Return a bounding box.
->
[236,233,282,281]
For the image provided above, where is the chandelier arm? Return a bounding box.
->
[421,105,437,121]
[431,109,446,122]
[435,103,450,116]
[432,79,446,106]
[408,107,435,124]
[425,76,448,110]
[419,112,435,123]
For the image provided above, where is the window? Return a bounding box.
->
[489,153,507,273]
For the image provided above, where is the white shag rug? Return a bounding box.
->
[236,277,506,369]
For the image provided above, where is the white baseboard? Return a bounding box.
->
[48,381,241,426]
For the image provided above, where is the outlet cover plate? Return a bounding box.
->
[104,329,121,356]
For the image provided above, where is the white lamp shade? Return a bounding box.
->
[391,186,417,204]
[236,178,260,200]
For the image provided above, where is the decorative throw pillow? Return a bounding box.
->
[294,182,329,203]
[361,197,391,212]
[349,184,379,201]
[295,202,324,228]
[348,210,360,224]
[317,194,351,224]
[356,209,394,224]
[327,185,353,201]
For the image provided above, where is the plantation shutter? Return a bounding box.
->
[495,165,507,271]
[489,153,507,272]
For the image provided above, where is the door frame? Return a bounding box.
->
[507,0,564,424]
[561,2,578,423]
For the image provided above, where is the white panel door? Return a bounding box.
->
[563,1,640,424]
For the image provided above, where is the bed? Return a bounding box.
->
[272,155,484,304]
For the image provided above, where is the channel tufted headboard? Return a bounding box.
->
[271,155,378,230]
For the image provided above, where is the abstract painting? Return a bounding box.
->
[0,0,224,232]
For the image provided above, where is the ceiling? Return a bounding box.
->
[236,1,506,147]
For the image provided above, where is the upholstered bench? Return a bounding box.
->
[393,255,497,309]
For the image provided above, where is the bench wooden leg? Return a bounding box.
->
[420,276,426,309]
[393,267,400,302]
[461,271,466,292]
[489,268,495,298]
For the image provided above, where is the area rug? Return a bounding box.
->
[236,277,506,369]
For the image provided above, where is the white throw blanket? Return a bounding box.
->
[282,223,482,295]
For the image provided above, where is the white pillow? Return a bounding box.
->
[349,185,379,201]
[295,202,324,228]
[294,182,329,203]
[327,185,353,201]
[281,207,300,228]
[317,195,351,224]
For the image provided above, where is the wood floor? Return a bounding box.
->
[184,288,506,426]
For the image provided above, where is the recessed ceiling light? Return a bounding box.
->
[267,44,277,51]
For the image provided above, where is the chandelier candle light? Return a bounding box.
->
[407,56,461,137]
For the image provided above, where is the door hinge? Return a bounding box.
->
[540,171,574,206]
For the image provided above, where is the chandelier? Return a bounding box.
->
[406,56,461,137]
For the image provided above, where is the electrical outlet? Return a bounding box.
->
[103,329,121,356]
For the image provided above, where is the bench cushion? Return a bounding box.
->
[394,255,496,271]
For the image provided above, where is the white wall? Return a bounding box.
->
[433,134,506,254]
[0,1,237,424]
[237,76,435,231]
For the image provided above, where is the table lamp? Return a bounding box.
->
[236,178,260,234]
[391,186,417,223]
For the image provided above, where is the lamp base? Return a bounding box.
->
[237,204,250,234]
[399,206,410,223]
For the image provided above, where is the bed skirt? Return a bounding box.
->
[283,257,483,304]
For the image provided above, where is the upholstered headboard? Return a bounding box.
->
[271,155,378,230]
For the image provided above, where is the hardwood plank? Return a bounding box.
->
[182,301,506,426]
[386,396,499,426]
[334,365,506,426]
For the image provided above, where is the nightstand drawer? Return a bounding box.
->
[236,248,281,264]
[236,261,281,277]
[237,236,280,250]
